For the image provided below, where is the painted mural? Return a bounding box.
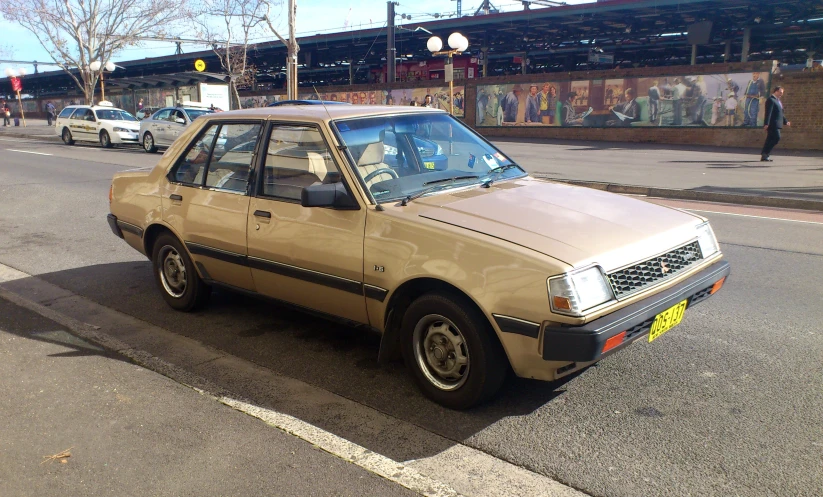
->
[475,71,771,128]
[238,86,466,118]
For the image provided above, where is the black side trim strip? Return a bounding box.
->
[364,284,388,302]
[185,242,249,267]
[116,220,144,238]
[493,314,540,338]
[248,256,363,296]
[107,214,124,239]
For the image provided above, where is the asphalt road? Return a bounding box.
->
[1,137,822,496]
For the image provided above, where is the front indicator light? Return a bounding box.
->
[602,331,627,354]
[710,277,726,294]
[552,296,572,311]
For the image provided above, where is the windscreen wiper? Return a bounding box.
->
[481,164,522,187]
[400,174,481,206]
[423,174,480,186]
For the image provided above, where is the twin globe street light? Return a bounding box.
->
[89,60,116,103]
[426,32,469,115]
[4,67,27,127]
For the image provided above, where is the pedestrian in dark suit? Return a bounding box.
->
[760,86,790,162]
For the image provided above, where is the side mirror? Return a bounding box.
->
[175,117,185,124]
[301,181,358,209]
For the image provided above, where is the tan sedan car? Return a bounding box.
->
[107,105,729,409]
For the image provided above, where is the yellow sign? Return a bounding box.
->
[194,59,206,72]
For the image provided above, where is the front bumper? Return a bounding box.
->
[114,131,139,143]
[542,260,730,362]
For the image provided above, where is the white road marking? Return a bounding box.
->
[685,209,823,226]
[221,398,464,497]
[6,149,53,156]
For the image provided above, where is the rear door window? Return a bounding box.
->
[58,107,75,119]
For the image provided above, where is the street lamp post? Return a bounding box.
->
[4,67,27,127]
[426,32,469,115]
[89,60,116,103]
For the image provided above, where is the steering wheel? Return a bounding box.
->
[363,168,399,184]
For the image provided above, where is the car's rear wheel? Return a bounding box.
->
[62,128,74,145]
[151,233,211,311]
[143,132,157,153]
[100,130,112,148]
[400,292,508,409]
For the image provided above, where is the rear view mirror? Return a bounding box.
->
[301,181,358,209]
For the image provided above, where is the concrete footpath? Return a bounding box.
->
[0,296,424,497]
[4,119,822,211]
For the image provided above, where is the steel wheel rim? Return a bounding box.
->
[158,245,187,298]
[101,132,110,147]
[63,130,70,143]
[144,134,153,151]
[412,314,470,391]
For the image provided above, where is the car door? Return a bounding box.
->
[69,109,94,141]
[162,120,264,291]
[165,109,187,145]
[246,122,369,323]
[149,108,172,146]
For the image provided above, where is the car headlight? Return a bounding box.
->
[113,127,133,132]
[548,266,615,316]
[695,222,719,258]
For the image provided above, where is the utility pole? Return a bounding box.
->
[387,1,397,84]
[287,0,298,99]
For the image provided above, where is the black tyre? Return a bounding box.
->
[100,130,112,148]
[400,292,508,409]
[151,233,211,311]
[143,132,157,153]
[62,128,74,145]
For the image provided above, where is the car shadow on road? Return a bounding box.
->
[15,261,582,462]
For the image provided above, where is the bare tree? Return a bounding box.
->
[191,0,271,109]
[261,0,297,100]
[1,0,187,104]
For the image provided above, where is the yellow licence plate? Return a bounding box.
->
[648,299,688,342]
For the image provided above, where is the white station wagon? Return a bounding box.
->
[56,101,140,148]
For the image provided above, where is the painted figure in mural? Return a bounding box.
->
[477,88,489,124]
[648,80,661,123]
[422,94,434,107]
[690,75,708,125]
[525,85,540,123]
[743,72,766,126]
[495,89,505,125]
[606,88,639,127]
[561,92,585,126]
[760,86,790,161]
[671,78,687,125]
[454,92,464,112]
[501,85,522,123]
[725,93,738,126]
[726,78,740,98]
[539,84,557,125]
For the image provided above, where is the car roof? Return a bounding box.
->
[64,104,128,111]
[200,105,446,121]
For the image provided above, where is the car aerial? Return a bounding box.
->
[56,101,140,148]
[107,105,729,409]
[139,102,214,153]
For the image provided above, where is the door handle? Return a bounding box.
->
[253,210,271,218]
[169,194,183,201]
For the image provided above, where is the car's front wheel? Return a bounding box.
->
[151,233,211,311]
[143,132,157,153]
[400,292,508,409]
[100,130,112,148]
[62,128,74,145]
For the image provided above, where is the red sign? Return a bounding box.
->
[10,76,22,92]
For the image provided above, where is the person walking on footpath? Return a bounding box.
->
[760,86,790,162]
[2,99,10,126]
[46,101,56,126]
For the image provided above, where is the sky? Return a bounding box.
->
[1,0,590,78]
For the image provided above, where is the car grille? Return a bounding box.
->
[607,241,703,299]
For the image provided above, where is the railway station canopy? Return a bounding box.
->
[2,0,821,96]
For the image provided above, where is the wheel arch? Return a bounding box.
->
[377,277,505,365]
